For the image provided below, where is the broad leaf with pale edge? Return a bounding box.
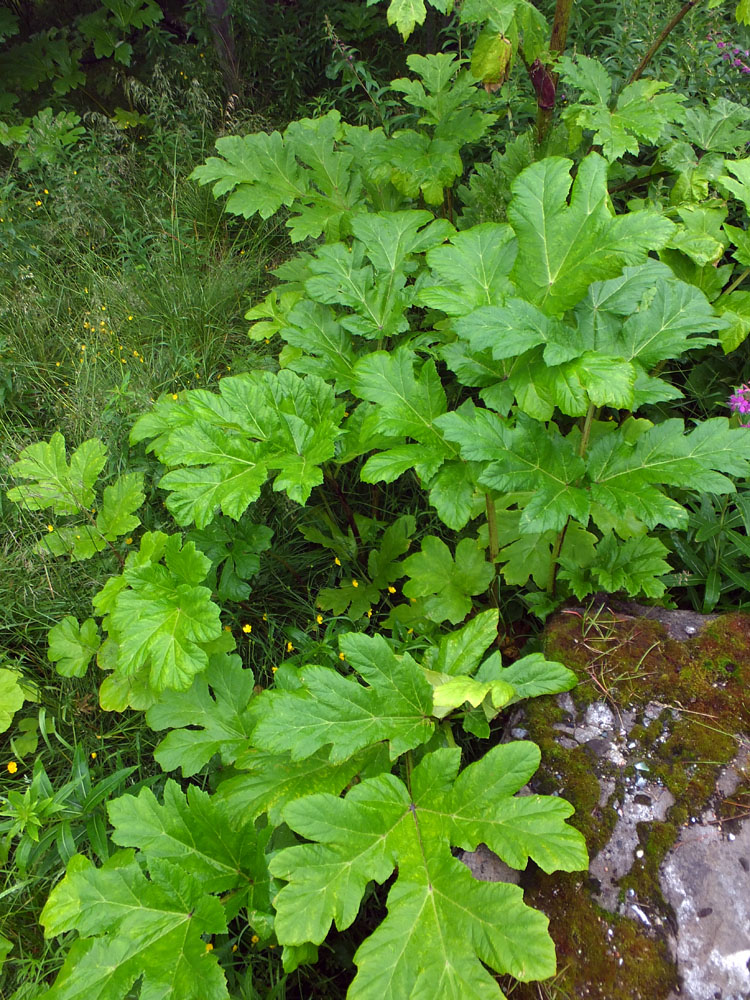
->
[251,632,434,762]
[42,852,229,1000]
[271,745,587,998]
[146,652,256,776]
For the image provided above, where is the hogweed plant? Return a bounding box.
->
[4,0,750,997]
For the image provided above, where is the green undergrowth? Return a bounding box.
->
[506,609,750,999]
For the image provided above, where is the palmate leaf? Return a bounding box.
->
[95,471,145,538]
[355,348,457,484]
[351,210,454,275]
[42,852,229,1000]
[421,609,499,676]
[108,781,266,903]
[7,433,106,513]
[719,158,750,213]
[507,153,674,314]
[187,517,273,602]
[0,666,31,733]
[372,0,427,39]
[439,407,589,533]
[146,652,256,777]
[98,533,222,694]
[303,241,412,341]
[218,745,390,825]
[251,632,434,762]
[191,112,360,242]
[560,55,685,162]
[43,780,271,999]
[280,302,359,391]
[587,418,750,531]
[681,98,750,153]
[271,744,587,999]
[47,616,99,678]
[400,536,494,623]
[418,222,516,316]
[559,533,670,599]
[716,290,750,353]
[131,371,345,527]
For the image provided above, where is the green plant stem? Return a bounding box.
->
[578,403,596,458]
[535,0,575,145]
[485,492,500,608]
[441,721,457,748]
[628,0,701,84]
[718,267,750,299]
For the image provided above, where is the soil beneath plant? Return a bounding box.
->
[466,604,750,1000]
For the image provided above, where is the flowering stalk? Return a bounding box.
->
[629,0,701,84]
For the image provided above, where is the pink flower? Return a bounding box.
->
[729,384,750,425]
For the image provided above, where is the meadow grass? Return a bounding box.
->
[0,108,307,997]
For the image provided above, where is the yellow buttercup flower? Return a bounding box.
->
[125,537,133,545]
[387,585,396,593]
[47,524,54,532]
[351,579,359,588]
[316,614,323,625]
[334,556,341,566]
[7,761,18,774]
[205,942,213,952]
[242,623,252,634]
[90,752,97,760]
[286,641,294,653]
[339,652,346,661]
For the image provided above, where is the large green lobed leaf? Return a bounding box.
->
[271,745,587,999]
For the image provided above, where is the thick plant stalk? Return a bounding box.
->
[534,0,575,146]
[629,0,701,84]
[719,267,750,299]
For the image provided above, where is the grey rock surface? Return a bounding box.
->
[662,818,750,1000]
[590,779,675,912]
[459,842,521,884]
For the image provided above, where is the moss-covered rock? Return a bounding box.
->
[501,607,750,999]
